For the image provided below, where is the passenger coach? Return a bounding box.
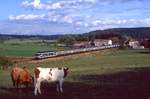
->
[34,51,56,59]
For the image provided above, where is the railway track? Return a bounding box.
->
[34,45,120,59]
[10,45,120,64]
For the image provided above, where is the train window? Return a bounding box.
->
[35,53,41,56]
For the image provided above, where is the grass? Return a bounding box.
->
[0,39,70,57]
[1,49,149,83]
[0,48,150,99]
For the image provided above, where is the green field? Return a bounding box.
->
[0,49,150,99]
[0,39,70,57]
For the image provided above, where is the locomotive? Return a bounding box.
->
[34,51,56,59]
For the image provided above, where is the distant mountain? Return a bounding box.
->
[0,20,82,35]
[85,27,150,39]
[0,34,64,40]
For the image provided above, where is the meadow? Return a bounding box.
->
[0,39,70,57]
[0,47,150,99]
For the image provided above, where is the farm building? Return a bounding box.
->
[73,39,112,48]
[128,40,144,49]
[93,39,112,47]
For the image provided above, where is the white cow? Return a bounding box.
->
[34,67,69,95]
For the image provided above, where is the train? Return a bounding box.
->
[34,51,56,59]
[34,45,120,59]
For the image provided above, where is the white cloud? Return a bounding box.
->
[22,0,42,9]
[33,0,40,7]
[92,19,139,27]
[87,18,150,30]
[75,21,89,27]
[21,0,96,10]
[9,14,45,20]
[61,16,73,23]
[142,18,150,25]
[8,0,150,34]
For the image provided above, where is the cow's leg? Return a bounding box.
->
[34,79,41,95]
[12,81,16,87]
[37,81,41,94]
[11,79,16,87]
[16,76,21,89]
[34,84,38,95]
[56,82,60,92]
[25,83,30,88]
[59,80,63,93]
[34,77,38,95]
[16,81,19,88]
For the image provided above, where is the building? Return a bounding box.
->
[128,40,144,49]
[73,39,112,48]
[93,39,112,47]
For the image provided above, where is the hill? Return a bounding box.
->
[0,34,63,40]
[85,27,150,39]
[1,27,150,40]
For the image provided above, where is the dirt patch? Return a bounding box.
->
[6,57,33,64]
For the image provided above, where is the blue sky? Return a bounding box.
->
[0,0,150,35]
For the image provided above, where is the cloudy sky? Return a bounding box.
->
[0,0,150,35]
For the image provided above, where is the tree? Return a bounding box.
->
[58,35,76,47]
[118,35,127,49]
[144,37,150,50]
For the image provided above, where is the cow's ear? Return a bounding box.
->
[64,67,69,71]
[23,66,26,69]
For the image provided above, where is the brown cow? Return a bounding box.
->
[11,66,33,88]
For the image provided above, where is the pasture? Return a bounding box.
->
[0,48,150,99]
[0,39,70,57]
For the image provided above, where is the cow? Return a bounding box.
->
[11,66,33,88]
[34,67,69,95]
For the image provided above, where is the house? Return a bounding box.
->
[128,40,143,49]
[73,39,112,48]
[93,39,112,47]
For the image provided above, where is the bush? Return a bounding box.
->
[0,56,13,70]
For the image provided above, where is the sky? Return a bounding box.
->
[0,0,150,34]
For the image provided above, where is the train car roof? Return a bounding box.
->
[35,51,55,53]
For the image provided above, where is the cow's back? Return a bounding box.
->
[19,69,32,83]
[34,67,68,82]
[50,68,65,81]
[35,67,51,80]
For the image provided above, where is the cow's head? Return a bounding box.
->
[64,67,69,78]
